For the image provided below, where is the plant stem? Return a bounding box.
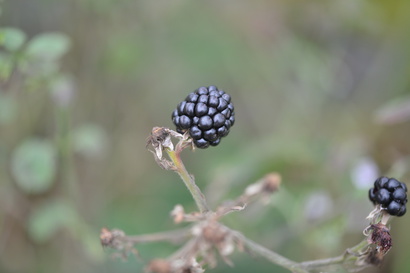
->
[228,228,309,273]
[123,227,192,244]
[166,149,210,213]
[229,225,370,273]
[299,240,368,271]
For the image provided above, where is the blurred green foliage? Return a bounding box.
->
[11,138,56,194]
[1,0,410,273]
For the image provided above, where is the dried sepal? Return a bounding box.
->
[147,127,194,169]
[174,131,194,152]
[366,205,392,227]
[100,228,139,260]
[147,127,178,170]
[147,127,174,159]
[148,149,176,171]
[356,223,392,268]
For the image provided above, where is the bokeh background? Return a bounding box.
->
[1,0,410,273]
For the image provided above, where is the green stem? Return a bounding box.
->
[299,240,369,271]
[166,149,210,213]
[229,228,309,273]
[230,224,370,273]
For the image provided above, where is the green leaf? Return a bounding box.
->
[11,139,57,194]
[28,200,77,243]
[0,27,27,51]
[26,32,71,60]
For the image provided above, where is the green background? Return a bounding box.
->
[1,0,410,272]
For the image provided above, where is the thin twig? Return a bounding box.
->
[216,173,281,218]
[167,238,200,261]
[227,227,309,273]
[122,227,192,244]
[227,226,372,273]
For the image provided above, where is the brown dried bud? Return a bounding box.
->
[100,227,114,246]
[147,259,172,273]
[262,173,281,193]
[202,222,227,244]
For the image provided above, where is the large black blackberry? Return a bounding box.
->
[172,86,235,149]
[369,176,407,216]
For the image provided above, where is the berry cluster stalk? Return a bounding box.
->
[166,148,210,213]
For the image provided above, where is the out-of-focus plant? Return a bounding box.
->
[101,88,408,273]
[0,24,104,272]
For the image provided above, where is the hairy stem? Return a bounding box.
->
[166,148,210,213]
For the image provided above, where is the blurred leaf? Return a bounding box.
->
[28,199,78,243]
[11,139,57,194]
[0,93,18,125]
[26,32,71,61]
[0,52,13,80]
[0,27,27,51]
[73,124,107,157]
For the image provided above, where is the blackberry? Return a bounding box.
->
[172,86,235,149]
[368,176,408,216]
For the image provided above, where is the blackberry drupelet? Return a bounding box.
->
[369,176,408,216]
[172,86,235,149]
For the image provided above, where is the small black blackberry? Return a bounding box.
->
[172,86,235,149]
[368,176,408,216]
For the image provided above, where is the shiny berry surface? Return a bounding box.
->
[369,176,408,216]
[172,86,235,149]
